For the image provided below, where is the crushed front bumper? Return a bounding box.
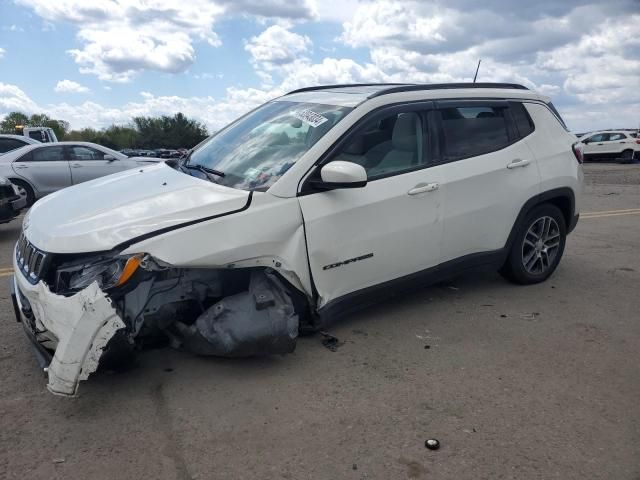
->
[11,252,126,396]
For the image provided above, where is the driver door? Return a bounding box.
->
[298,102,444,311]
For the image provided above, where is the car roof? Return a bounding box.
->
[280,82,542,107]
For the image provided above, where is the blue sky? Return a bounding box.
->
[0,0,638,133]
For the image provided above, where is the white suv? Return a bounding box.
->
[579,130,640,163]
[11,83,583,395]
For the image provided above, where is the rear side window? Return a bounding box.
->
[509,102,535,138]
[31,146,65,161]
[608,133,625,141]
[439,105,511,160]
[0,138,27,153]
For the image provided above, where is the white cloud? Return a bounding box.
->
[0,82,276,132]
[16,0,317,82]
[0,47,4,59]
[54,79,90,93]
[0,83,39,113]
[245,25,312,84]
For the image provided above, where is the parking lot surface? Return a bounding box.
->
[1,163,639,480]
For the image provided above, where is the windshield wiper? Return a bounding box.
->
[184,164,225,177]
[181,163,226,182]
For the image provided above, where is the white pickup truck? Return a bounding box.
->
[15,125,58,143]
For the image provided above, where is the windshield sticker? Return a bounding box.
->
[291,109,329,128]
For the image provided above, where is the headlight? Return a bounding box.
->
[67,254,143,291]
[0,177,10,186]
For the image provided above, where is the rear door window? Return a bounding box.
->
[607,133,625,141]
[439,105,512,160]
[31,146,65,161]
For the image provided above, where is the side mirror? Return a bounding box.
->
[581,139,590,144]
[312,160,367,190]
[104,154,116,162]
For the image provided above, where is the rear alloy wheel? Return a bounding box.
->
[619,149,634,164]
[500,204,567,285]
[521,216,561,275]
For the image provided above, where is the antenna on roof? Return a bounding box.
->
[473,59,481,83]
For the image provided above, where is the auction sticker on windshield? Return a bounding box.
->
[291,109,329,128]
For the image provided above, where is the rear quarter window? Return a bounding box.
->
[509,102,535,138]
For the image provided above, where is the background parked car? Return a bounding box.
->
[0,141,162,205]
[0,134,41,155]
[0,175,25,223]
[580,130,640,163]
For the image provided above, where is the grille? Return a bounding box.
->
[15,233,50,284]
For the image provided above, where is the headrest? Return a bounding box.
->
[392,113,419,151]
[343,135,365,155]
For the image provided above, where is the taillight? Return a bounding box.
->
[572,142,584,164]
[636,139,640,145]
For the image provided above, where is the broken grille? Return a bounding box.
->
[15,233,50,284]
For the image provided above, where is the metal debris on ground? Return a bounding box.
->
[425,439,440,450]
[320,331,343,352]
[520,312,541,320]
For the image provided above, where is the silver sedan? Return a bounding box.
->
[0,142,162,205]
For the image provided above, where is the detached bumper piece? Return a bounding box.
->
[176,270,299,357]
[13,274,126,397]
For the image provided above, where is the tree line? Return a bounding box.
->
[0,111,209,150]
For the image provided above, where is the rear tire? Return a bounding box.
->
[10,179,35,206]
[500,204,567,285]
[620,149,634,164]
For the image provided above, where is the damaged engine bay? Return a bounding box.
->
[45,252,305,370]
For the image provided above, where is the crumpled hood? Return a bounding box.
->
[24,162,250,253]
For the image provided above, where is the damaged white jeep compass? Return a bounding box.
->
[11,83,583,396]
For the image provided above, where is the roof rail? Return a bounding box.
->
[286,83,410,95]
[369,82,528,98]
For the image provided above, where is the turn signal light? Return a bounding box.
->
[115,256,142,287]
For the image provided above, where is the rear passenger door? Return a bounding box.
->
[12,146,72,195]
[437,100,541,263]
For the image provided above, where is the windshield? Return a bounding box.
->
[187,100,352,191]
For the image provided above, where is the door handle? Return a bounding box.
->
[71,163,82,168]
[14,164,28,169]
[507,158,531,169]
[596,143,604,146]
[408,183,439,195]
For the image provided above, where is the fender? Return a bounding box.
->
[503,187,577,253]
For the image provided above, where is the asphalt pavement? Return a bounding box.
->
[1,163,639,480]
